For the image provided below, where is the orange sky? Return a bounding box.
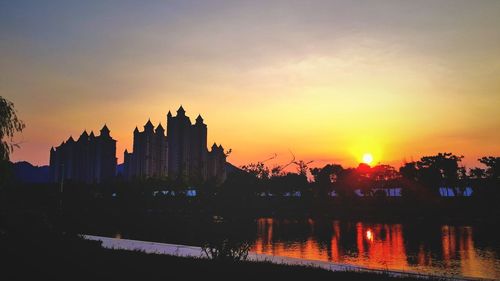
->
[2,1,500,169]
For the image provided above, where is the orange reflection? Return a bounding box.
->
[366,229,374,242]
[330,221,341,262]
[352,223,408,271]
[252,219,499,279]
[441,225,498,279]
[254,219,408,271]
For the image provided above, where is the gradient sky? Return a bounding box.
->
[2,0,499,169]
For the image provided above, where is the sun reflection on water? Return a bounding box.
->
[251,218,499,279]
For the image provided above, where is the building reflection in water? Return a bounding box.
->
[252,218,499,279]
[441,225,498,278]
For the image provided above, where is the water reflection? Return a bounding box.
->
[252,218,499,279]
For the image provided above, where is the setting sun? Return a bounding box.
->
[362,153,373,165]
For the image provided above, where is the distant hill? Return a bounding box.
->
[116,162,241,176]
[225,162,241,174]
[13,161,49,183]
[14,161,239,183]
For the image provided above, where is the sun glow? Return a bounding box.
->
[366,229,374,242]
[362,153,373,165]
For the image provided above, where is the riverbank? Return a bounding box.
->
[84,235,491,281]
[0,214,492,281]
[1,236,451,281]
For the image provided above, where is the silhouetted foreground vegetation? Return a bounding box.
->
[1,211,448,281]
[2,155,499,227]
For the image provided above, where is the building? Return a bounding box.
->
[123,120,168,179]
[49,125,117,184]
[124,106,226,185]
[207,142,226,184]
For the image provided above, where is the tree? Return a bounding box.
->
[310,164,344,197]
[469,167,486,179]
[399,162,418,182]
[293,159,313,177]
[240,162,270,179]
[416,153,464,189]
[371,164,400,182]
[1,96,25,161]
[1,97,25,187]
[479,156,500,179]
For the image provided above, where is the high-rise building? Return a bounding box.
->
[49,125,117,184]
[123,120,168,179]
[125,106,226,185]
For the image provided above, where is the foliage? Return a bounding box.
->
[0,96,25,161]
[416,153,463,188]
[240,162,270,179]
[201,239,252,262]
[199,218,253,262]
[479,156,500,179]
[469,167,486,179]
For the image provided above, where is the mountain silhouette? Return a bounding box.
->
[14,161,49,183]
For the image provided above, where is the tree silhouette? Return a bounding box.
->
[310,164,344,197]
[469,167,486,179]
[417,153,463,190]
[0,96,25,161]
[479,156,500,179]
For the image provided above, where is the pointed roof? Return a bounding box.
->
[89,131,95,138]
[50,146,55,152]
[144,118,154,129]
[134,126,139,133]
[196,114,203,123]
[67,136,75,143]
[78,130,89,141]
[167,110,172,118]
[101,124,110,133]
[124,149,128,153]
[212,142,218,149]
[155,122,164,132]
[177,105,185,115]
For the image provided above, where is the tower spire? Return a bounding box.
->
[196,114,204,124]
[177,105,185,116]
[100,124,110,137]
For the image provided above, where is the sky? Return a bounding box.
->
[2,0,499,169]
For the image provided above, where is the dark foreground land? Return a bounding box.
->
[1,181,498,281]
[0,211,451,281]
[2,234,444,281]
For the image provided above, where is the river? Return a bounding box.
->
[251,218,499,279]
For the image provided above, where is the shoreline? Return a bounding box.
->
[82,235,493,281]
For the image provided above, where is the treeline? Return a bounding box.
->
[1,154,500,230]
[225,153,500,200]
[2,153,499,202]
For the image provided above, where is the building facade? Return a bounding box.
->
[49,125,117,184]
[125,106,226,185]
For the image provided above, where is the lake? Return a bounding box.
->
[251,218,500,279]
[109,217,500,280]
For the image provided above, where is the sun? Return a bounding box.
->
[362,153,373,165]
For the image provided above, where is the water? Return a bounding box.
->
[251,218,500,279]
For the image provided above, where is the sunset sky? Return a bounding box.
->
[2,0,499,169]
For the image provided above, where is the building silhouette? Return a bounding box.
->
[125,106,226,185]
[49,125,117,184]
[123,119,168,179]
